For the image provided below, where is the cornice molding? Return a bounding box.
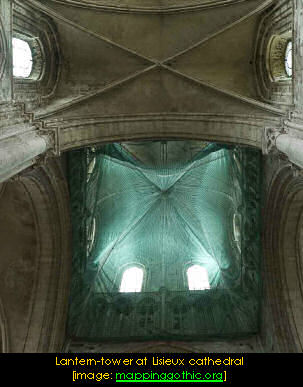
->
[41,112,282,152]
[41,0,272,15]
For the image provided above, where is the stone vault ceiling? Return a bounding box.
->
[26,0,283,125]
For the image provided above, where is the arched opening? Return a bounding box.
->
[267,34,293,81]
[186,265,210,291]
[284,41,292,77]
[119,266,144,293]
[12,38,33,78]
[233,213,241,242]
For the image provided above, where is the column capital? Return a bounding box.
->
[37,126,60,156]
[262,127,286,155]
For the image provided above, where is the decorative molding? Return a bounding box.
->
[283,114,303,134]
[43,113,282,151]
[18,159,72,352]
[65,337,261,353]
[31,0,274,15]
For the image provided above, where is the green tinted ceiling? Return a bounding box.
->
[67,141,262,341]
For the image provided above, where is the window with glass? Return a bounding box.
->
[12,37,33,78]
[285,41,292,77]
[120,266,144,293]
[187,265,210,290]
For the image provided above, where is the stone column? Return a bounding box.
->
[276,134,303,169]
[0,130,51,183]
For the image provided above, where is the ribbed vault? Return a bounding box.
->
[67,141,261,341]
[23,0,283,153]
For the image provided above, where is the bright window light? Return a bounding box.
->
[187,265,210,290]
[285,41,292,77]
[12,38,33,78]
[120,267,143,293]
[233,213,241,242]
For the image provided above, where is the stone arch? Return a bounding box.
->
[0,159,71,352]
[56,114,267,152]
[37,0,256,14]
[262,164,303,352]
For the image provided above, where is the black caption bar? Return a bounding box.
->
[0,353,302,385]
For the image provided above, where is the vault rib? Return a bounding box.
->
[162,0,274,63]
[74,197,161,336]
[36,64,158,119]
[160,65,284,115]
[25,0,273,66]
[26,0,283,120]
[24,0,157,63]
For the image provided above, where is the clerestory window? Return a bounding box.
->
[267,34,293,81]
[119,266,144,293]
[285,41,292,78]
[12,37,33,78]
[187,265,210,291]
